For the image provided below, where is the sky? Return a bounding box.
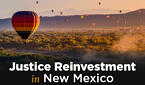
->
[0,0,145,18]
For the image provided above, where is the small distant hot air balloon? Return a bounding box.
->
[99,2,101,6]
[119,10,122,14]
[106,15,110,19]
[11,11,39,41]
[36,1,39,4]
[81,15,84,19]
[92,23,96,27]
[60,12,63,15]
[51,9,54,13]
[84,14,88,17]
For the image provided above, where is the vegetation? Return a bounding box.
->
[0,30,145,70]
[0,31,120,51]
[0,49,79,70]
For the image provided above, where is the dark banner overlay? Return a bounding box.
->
[0,62,144,85]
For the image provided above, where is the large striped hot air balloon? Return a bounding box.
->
[11,11,39,40]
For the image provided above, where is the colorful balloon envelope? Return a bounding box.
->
[81,15,84,19]
[51,9,54,13]
[11,11,39,40]
[92,23,96,27]
[60,12,63,15]
[84,14,88,17]
[36,1,39,4]
[119,10,122,13]
[106,15,110,19]
[99,2,101,6]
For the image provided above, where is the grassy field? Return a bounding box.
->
[0,28,145,70]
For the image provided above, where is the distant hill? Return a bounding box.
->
[0,18,12,30]
[0,9,145,30]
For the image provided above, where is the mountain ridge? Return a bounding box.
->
[0,9,145,30]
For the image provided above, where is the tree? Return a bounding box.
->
[0,47,4,52]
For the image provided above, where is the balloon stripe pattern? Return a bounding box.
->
[12,11,39,39]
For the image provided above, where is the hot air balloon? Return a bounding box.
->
[11,11,39,41]
[99,2,101,6]
[81,15,84,19]
[84,14,88,17]
[92,23,96,27]
[119,10,122,14]
[106,15,110,19]
[60,12,63,15]
[51,9,54,13]
[36,1,39,4]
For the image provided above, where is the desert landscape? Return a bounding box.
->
[0,9,145,71]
